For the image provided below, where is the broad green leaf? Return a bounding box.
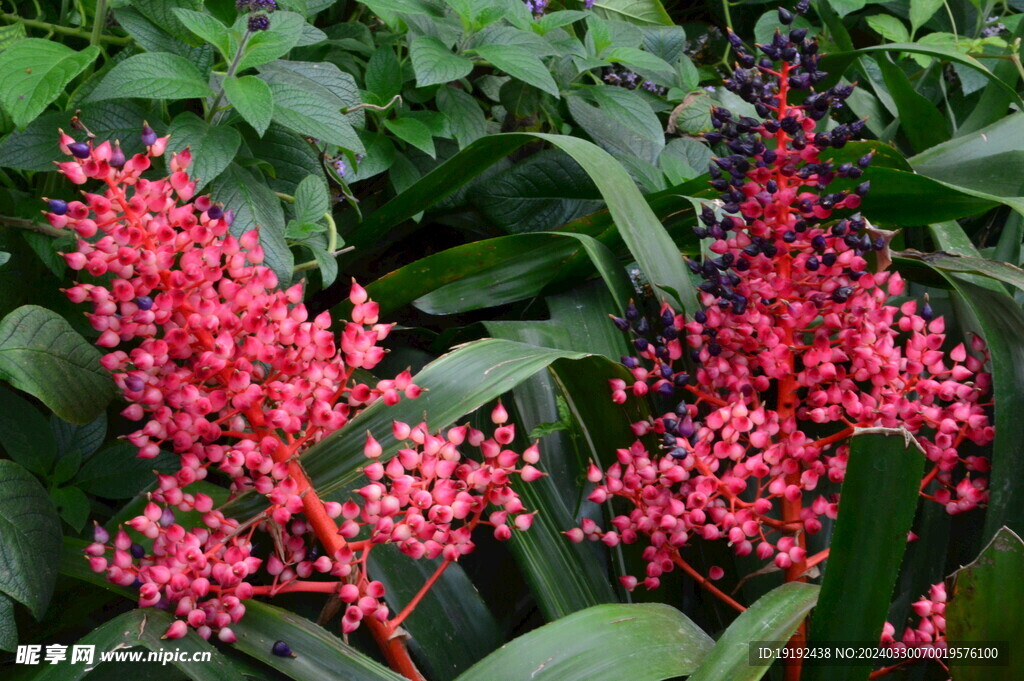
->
[223,75,274,136]
[113,7,215,72]
[875,54,948,152]
[945,528,1024,681]
[133,0,204,45]
[269,81,365,153]
[603,46,673,76]
[231,600,406,681]
[368,546,503,681]
[210,164,294,285]
[236,11,306,72]
[0,22,26,51]
[0,100,154,172]
[51,412,106,461]
[301,339,590,498]
[895,249,1024,294]
[961,17,1024,134]
[366,46,405,99]
[0,39,99,128]
[385,117,436,158]
[0,306,115,424]
[0,460,61,620]
[171,8,235,59]
[436,86,486,148]
[591,0,672,26]
[454,603,712,681]
[0,385,58,476]
[87,52,212,101]
[343,133,693,311]
[358,0,446,18]
[866,15,909,43]
[253,123,324,195]
[411,36,473,87]
[805,429,924,681]
[258,60,364,128]
[0,592,15,653]
[31,609,245,681]
[51,449,81,487]
[473,45,559,97]
[73,441,175,499]
[468,149,602,233]
[687,583,819,681]
[587,85,664,145]
[910,0,943,34]
[567,96,662,164]
[50,485,89,531]
[165,112,241,190]
[536,10,589,34]
[294,175,330,225]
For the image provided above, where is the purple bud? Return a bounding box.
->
[93,524,110,543]
[130,542,146,559]
[47,198,68,215]
[248,13,270,31]
[141,124,157,147]
[125,375,145,392]
[222,210,234,226]
[68,142,91,159]
[110,142,126,167]
[159,507,176,527]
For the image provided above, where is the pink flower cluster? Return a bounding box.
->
[882,582,948,650]
[571,16,993,595]
[51,126,541,642]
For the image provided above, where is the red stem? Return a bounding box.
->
[389,560,452,629]
[671,552,746,613]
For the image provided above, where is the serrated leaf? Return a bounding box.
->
[112,7,215,72]
[411,36,473,87]
[86,52,212,101]
[0,306,115,424]
[0,23,26,52]
[866,15,909,44]
[474,44,559,97]
[250,123,323,194]
[591,0,672,26]
[588,85,664,145]
[133,0,204,44]
[384,117,436,157]
[436,86,486,149]
[910,0,944,34]
[51,450,81,487]
[366,46,405,99]
[0,592,16,652]
[210,164,294,286]
[536,10,589,34]
[308,244,339,287]
[0,460,61,620]
[294,174,330,224]
[223,75,274,136]
[172,8,236,60]
[269,81,365,153]
[259,59,364,128]
[236,11,306,72]
[50,485,88,531]
[165,112,241,190]
[0,385,58,477]
[0,39,99,128]
[603,46,673,76]
[51,412,105,462]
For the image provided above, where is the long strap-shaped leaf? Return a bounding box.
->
[804,428,924,681]
[342,132,696,312]
[683,582,820,681]
[452,603,713,681]
[301,338,592,498]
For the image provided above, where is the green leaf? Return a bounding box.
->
[294,175,330,225]
[236,11,306,72]
[133,0,205,45]
[875,54,948,152]
[945,528,1024,681]
[343,133,694,311]
[804,429,925,681]
[358,0,447,18]
[468,149,602,234]
[231,600,406,681]
[591,0,672,26]
[300,339,589,498]
[455,603,711,681]
[410,36,473,87]
[436,86,486,149]
[0,306,115,424]
[910,0,943,34]
[73,441,174,499]
[603,46,674,76]
[50,485,89,531]
[567,97,662,164]
[30,608,246,681]
[368,545,503,680]
[113,7,215,72]
[385,118,436,158]
[686,583,820,681]
[51,449,81,486]
[269,81,365,153]
[866,15,909,44]
[0,385,58,476]
[51,412,107,460]
[366,46,405,99]
[895,249,1024,294]
[165,112,241,190]
[210,163,294,285]
[0,39,99,128]
[536,10,589,34]
[0,22,26,51]
[223,75,274,136]
[86,52,212,101]
[0,460,61,620]
[171,8,235,59]
[258,59,364,128]
[473,45,559,97]
[0,592,16,653]
[587,85,664,145]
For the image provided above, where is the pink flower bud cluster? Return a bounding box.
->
[48,128,540,642]
[572,21,993,595]
[882,582,948,651]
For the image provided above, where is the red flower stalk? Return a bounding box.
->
[49,126,542,660]
[573,2,993,610]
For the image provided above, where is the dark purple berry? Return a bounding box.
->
[272,641,294,657]
[921,302,934,321]
[207,204,224,220]
[47,199,68,215]
[125,375,145,392]
[68,142,91,159]
[136,296,154,311]
[130,543,146,559]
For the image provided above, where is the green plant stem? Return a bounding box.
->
[0,12,130,44]
[207,30,252,124]
[294,215,349,274]
[0,215,65,238]
[89,0,107,47]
